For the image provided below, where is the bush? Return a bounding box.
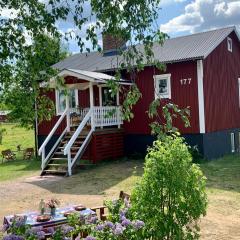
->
[131,134,207,240]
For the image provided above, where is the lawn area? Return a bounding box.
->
[0,159,40,181]
[0,123,40,181]
[0,123,34,157]
[0,153,239,239]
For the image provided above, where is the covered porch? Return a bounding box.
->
[39,69,131,176]
[51,68,131,129]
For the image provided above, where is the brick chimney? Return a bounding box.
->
[102,33,126,54]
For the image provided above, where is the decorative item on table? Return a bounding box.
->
[39,199,45,215]
[45,198,60,217]
[36,214,51,222]
[63,210,75,217]
[74,204,86,211]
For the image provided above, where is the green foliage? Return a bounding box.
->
[122,85,142,121]
[131,135,208,239]
[0,126,6,144]
[148,99,191,137]
[1,34,68,128]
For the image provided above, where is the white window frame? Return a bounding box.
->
[154,74,171,99]
[227,37,232,52]
[55,89,79,115]
[230,132,235,153]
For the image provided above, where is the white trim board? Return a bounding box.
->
[197,60,206,133]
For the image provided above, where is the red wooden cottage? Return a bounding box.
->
[38,26,240,176]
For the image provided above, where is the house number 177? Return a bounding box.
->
[180,78,191,85]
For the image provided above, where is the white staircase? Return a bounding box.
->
[38,106,122,176]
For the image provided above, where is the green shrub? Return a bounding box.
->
[131,134,207,239]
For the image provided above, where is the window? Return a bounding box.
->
[56,89,78,115]
[227,37,232,52]
[154,74,171,99]
[102,87,116,106]
[230,133,235,153]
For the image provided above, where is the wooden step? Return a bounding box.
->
[51,157,67,161]
[47,163,68,167]
[43,169,67,175]
[64,135,87,139]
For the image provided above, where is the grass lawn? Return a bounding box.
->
[0,123,40,181]
[0,131,239,239]
[0,123,34,157]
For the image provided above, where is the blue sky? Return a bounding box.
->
[2,0,240,53]
[62,0,240,53]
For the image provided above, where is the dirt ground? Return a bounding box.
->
[1,159,240,239]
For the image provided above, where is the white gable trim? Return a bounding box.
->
[197,60,205,133]
[204,27,240,59]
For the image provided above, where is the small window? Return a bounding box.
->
[227,37,232,52]
[154,74,171,99]
[230,133,235,153]
[102,87,116,106]
[56,89,78,115]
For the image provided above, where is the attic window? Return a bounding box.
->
[154,74,171,99]
[227,37,232,52]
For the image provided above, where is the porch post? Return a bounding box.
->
[99,86,102,106]
[117,89,120,128]
[66,90,70,131]
[98,86,103,129]
[89,82,95,129]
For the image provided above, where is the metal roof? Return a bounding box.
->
[53,26,239,72]
[59,68,131,84]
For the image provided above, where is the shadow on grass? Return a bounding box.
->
[200,154,240,192]
[0,159,41,181]
[28,158,144,195]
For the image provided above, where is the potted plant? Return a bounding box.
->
[46,198,60,217]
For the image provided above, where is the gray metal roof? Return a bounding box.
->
[53,26,239,72]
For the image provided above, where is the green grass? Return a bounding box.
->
[0,123,34,156]
[0,123,40,181]
[0,159,40,181]
[200,154,240,192]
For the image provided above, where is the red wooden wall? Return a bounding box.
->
[203,32,240,133]
[82,129,124,163]
[124,62,200,134]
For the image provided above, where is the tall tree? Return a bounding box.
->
[2,34,69,127]
[0,0,189,135]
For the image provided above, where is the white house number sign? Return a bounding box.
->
[180,78,191,85]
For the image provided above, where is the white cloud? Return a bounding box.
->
[1,8,19,19]
[160,0,240,34]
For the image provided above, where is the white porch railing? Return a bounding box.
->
[39,106,123,175]
[64,109,93,176]
[38,108,69,170]
[93,106,123,127]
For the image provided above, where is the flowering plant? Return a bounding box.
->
[45,198,60,209]
[83,198,145,240]
[1,217,45,240]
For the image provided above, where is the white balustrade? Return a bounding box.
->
[39,105,123,176]
[39,108,68,170]
[93,106,123,127]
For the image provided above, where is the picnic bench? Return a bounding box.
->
[1,149,16,163]
[23,147,34,160]
[91,190,130,221]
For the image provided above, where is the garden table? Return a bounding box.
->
[3,206,96,230]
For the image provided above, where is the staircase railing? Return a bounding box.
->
[64,109,94,176]
[39,108,69,170]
